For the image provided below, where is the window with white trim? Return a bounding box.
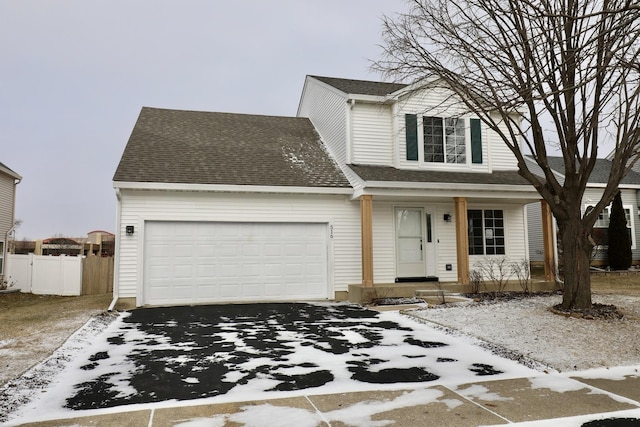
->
[468,209,505,255]
[405,115,483,165]
[586,204,636,249]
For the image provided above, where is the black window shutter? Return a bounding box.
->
[470,118,482,164]
[405,114,418,161]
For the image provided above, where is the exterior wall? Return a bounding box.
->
[116,190,362,301]
[527,188,640,265]
[394,87,519,172]
[0,172,17,274]
[487,112,522,171]
[298,78,349,165]
[527,202,545,262]
[351,103,394,165]
[371,199,529,283]
[582,187,640,262]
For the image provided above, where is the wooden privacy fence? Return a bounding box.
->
[82,256,114,295]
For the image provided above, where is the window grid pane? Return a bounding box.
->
[445,118,466,164]
[423,117,444,163]
[467,210,505,255]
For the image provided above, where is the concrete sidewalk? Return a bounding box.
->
[11,371,640,426]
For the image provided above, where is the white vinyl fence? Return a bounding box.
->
[6,254,82,295]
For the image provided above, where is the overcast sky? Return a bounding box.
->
[1,0,407,240]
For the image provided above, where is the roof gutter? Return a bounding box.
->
[113,181,353,195]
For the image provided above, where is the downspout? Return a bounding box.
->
[108,187,122,312]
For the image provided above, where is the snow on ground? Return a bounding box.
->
[3,305,539,424]
[406,293,640,372]
[2,295,640,425]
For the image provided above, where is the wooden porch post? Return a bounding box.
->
[360,195,374,287]
[454,197,470,284]
[541,199,556,281]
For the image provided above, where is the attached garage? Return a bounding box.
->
[143,221,329,306]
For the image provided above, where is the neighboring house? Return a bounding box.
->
[14,231,115,257]
[0,161,21,280]
[112,75,542,307]
[527,156,640,267]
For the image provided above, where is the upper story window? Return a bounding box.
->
[405,115,483,165]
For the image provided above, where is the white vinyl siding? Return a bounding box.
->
[116,190,361,303]
[298,78,349,165]
[487,112,521,171]
[0,173,15,244]
[370,201,527,283]
[582,188,639,257]
[351,103,393,165]
[469,204,528,269]
[526,202,545,262]
[396,87,490,171]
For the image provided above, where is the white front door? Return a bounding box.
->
[395,208,426,278]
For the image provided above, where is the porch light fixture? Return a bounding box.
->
[443,213,452,222]
[125,225,135,236]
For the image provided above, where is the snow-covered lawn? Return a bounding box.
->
[407,293,640,372]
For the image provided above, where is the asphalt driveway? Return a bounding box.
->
[17,303,538,414]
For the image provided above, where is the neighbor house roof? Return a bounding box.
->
[0,161,21,180]
[309,75,408,97]
[536,156,640,185]
[347,165,532,186]
[114,107,351,188]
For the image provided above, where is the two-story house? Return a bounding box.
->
[112,75,543,307]
[0,161,22,282]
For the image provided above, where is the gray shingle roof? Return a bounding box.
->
[310,75,408,97]
[114,107,351,188]
[541,156,640,185]
[348,165,533,186]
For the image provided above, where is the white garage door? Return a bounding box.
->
[143,221,328,305]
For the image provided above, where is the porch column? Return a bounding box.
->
[541,199,556,281]
[454,197,470,284]
[360,195,374,287]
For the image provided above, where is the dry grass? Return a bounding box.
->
[591,272,640,295]
[0,292,112,386]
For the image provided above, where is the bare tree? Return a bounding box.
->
[376,0,640,310]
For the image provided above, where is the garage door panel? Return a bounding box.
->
[144,221,328,305]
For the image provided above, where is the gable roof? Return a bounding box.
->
[113,107,351,189]
[535,156,640,186]
[309,75,408,97]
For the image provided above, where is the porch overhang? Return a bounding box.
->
[351,182,540,203]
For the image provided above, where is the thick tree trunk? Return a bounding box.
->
[558,217,593,310]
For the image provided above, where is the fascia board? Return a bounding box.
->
[0,165,22,181]
[586,183,640,189]
[351,181,539,201]
[364,180,536,192]
[113,181,353,195]
[352,186,540,202]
